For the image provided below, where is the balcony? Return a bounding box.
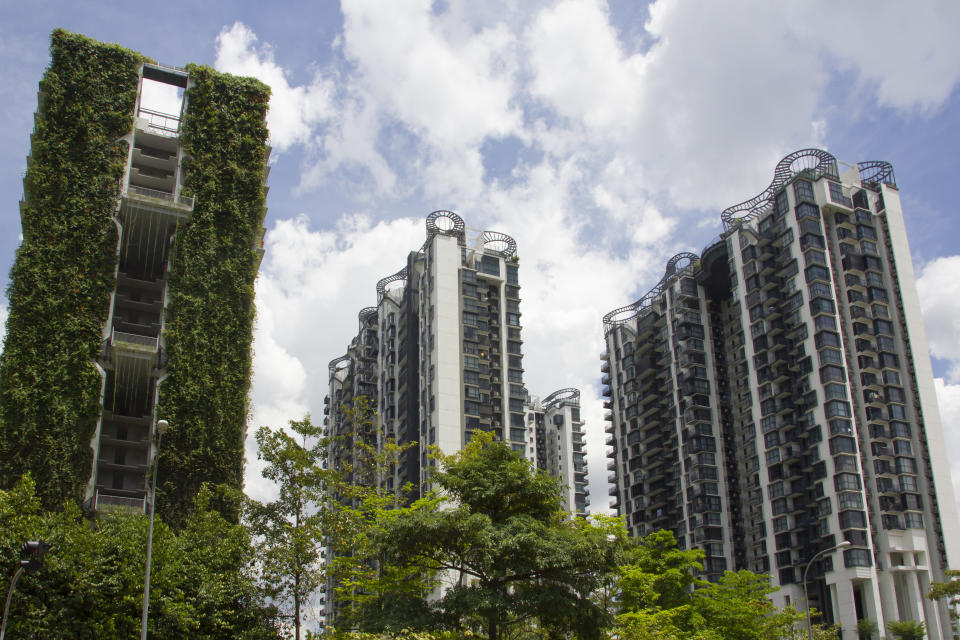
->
[136,107,180,138]
[94,490,145,514]
[111,327,159,353]
[124,184,194,213]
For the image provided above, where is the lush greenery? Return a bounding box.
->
[318,428,828,640]
[154,62,270,527]
[887,619,926,640]
[0,475,280,639]
[0,29,144,508]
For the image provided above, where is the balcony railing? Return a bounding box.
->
[138,107,180,137]
[112,327,159,352]
[125,184,195,211]
[94,490,145,513]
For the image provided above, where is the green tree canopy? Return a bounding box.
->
[367,432,624,640]
[0,475,279,639]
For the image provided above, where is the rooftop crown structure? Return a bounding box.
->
[603,149,960,636]
[0,30,270,526]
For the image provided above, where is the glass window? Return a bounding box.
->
[794,180,815,203]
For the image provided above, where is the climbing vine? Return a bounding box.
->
[0,30,144,508]
[155,64,270,526]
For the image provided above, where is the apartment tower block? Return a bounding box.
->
[325,210,588,511]
[603,149,959,637]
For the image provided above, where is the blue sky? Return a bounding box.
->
[3,1,960,522]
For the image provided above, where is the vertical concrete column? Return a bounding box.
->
[877,572,899,622]
[831,579,859,640]
[860,577,888,639]
[916,571,945,640]
[902,570,924,622]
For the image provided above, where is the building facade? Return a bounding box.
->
[603,149,960,637]
[0,31,269,522]
[325,210,588,510]
[323,210,589,621]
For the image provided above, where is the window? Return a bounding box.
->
[805,249,827,267]
[839,510,867,529]
[809,282,832,299]
[462,311,477,326]
[830,436,856,454]
[815,315,837,331]
[904,513,924,529]
[794,180,815,203]
[825,400,852,418]
[824,383,846,401]
[835,473,860,492]
[805,265,830,284]
[830,419,852,435]
[815,331,840,348]
[844,549,872,568]
[819,348,843,365]
[810,298,835,317]
[506,264,519,285]
[838,492,863,509]
[820,365,844,383]
[480,255,500,276]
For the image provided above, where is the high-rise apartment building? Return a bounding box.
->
[323,210,589,622]
[0,31,269,524]
[325,210,588,512]
[524,389,590,515]
[603,149,960,637]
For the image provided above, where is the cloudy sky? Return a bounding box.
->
[2,0,960,515]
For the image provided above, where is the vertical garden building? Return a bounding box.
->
[0,30,270,524]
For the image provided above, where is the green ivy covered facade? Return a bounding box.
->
[0,30,270,526]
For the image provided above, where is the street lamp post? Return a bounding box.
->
[140,418,168,640]
[802,540,852,640]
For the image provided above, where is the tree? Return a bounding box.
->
[615,530,804,640]
[928,569,960,618]
[887,620,925,640]
[0,474,280,639]
[248,416,326,640]
[322,397,432,632]
[370,432,623,640]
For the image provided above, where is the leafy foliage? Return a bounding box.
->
[858,618,880,640]
[362,432,623,640]
[323,397,434,632]
[0,475,280,639]
[0,29,144,508]
[615,531,806,640]
[928,569,960,618]
[887,620,926,640]
[155,63,270,527]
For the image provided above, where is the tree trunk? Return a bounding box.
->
[294,571,301,640]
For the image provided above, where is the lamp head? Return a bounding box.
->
[157,419,169,436]
[837,540,852,549]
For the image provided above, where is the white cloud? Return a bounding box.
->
[215,22,335,152]
[787,1,960,113]
[226,3,960,512]
[934,379,960,519]
[245,213,424,501]
[916,255,960,382]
